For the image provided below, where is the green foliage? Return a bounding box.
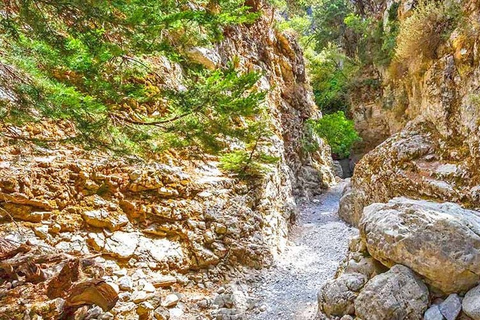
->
[0,0,276,175]
[219,119,279,177]
[273,0,401,116]
[219,148,279,178]
[312,0,351,52]
[309,111,360,158]
[308,47,356,114]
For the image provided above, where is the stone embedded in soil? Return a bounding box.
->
[162,294,180,308]
[82,209,128,231]
[118,276,133,292]
[152,275,177,288]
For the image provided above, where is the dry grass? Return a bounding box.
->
[392,0,459,77]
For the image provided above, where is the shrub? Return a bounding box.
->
[308,47,357,114]
[309,111,361,158]
[395,0,459,65]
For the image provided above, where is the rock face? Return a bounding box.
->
[341,0,480,225]
[360,197,480,293]
[0,1,335,319]
[354,265,429,320]
[327,0,480,319]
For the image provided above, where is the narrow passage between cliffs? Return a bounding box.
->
[246,180,357,319]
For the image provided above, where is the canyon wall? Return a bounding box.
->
[343,0,480,225]
[321,0,480,319]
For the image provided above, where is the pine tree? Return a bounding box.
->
[0,0,274,175]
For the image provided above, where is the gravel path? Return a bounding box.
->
[246,181,358,320]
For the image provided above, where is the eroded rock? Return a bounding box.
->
[318,272,367,317]
[354,265,429,320]
[360,198,480,293]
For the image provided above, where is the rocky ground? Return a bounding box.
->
[244,180,357,320]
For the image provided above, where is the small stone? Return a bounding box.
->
[424,305,445,320]
[439,294,462,320]
[132,269,147,281]
[33,225,49,239]
[82,209,128,231]
[152,275,177,288]
[85,306,103,319]
[113,269,127,276]
[118,292,131,302]
[99,312,114,320]
[198,299,210,309]
[214,223,227,234]
[169,307,183,318]
[143,282,156,293]
[137,301,155,315]
[162,294,180,308]
[50,223,61,234]
[118,276,133,291]
[154,306,170,320]
[131,291,149,303]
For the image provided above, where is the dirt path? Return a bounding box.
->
[246,180,357,320]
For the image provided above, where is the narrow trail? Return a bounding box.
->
[247,180,358,320]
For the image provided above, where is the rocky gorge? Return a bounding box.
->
[0,1,336,319]
[2,0,480,319]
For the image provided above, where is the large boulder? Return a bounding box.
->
[354,265,429,320]
[360,198,480,293]
[337,184,365,227]
[318,272,367,317]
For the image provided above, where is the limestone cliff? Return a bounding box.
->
[342,0,480,226]
[319,0,480,319]
[0,2,334,319]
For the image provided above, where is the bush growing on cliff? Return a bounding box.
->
[395,0,460,68]
[310,111,360,158]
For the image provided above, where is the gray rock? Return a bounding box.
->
[439,294,461,320]
[424,305,445,320]
[318,272,367,317]
[463,285,480,320]
[355,265,429,320]
[360,198,480,293]
[337,184,365,227]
